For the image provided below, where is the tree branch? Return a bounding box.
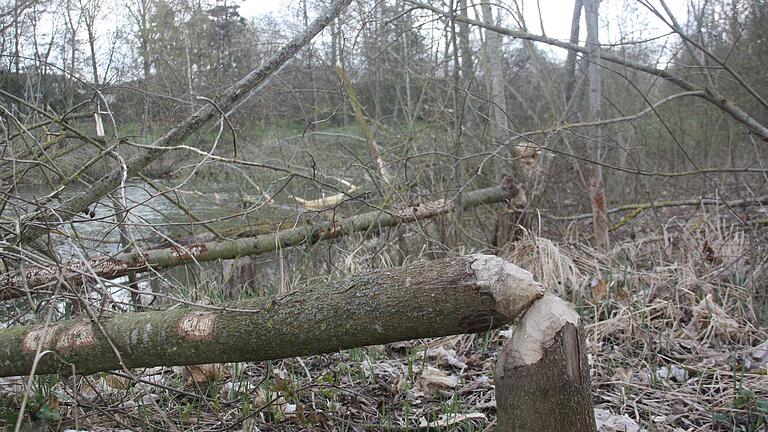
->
[405,0,768,141]
[0,181,524,300]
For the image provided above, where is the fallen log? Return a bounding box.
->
[0,255,543,377]
[545,194,768,221]
[0,181,524,300]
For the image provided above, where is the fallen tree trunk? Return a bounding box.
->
[495,294,597,431]
[0,181,522,300]
[0,255,543,377]
[545,194,768,221]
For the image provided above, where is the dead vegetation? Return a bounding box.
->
[1,204,765,431]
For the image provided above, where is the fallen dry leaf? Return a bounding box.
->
[692,293,740,339]
[594,408,645,432]
[181,363,229,386]
[418,366,459,393]
[427,346,467,369]
[458,375,492,394]
[592,278,608,303]
[105,374,132,390]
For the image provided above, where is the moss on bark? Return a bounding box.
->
[1,254,542,377]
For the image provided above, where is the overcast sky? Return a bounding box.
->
[239,0,688,51]
[79,0,688,81]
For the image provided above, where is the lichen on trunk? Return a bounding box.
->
[0,254,543,377]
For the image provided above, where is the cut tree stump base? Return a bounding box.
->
[495,294,598,431]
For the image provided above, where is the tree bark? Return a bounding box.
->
[0,255,543,377]
[457,0,476,132]
[126,0,153,135]
[336,65,391,183]
[479,0,523,248]
[480,0,508,143]
[81,0,100,86]
[0,182,523,300]
[495,294,597,431]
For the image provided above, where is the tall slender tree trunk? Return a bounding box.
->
[65,0,79,109]
[303,0,317,126]
[139,2,152,136]
[564,0,583,105]
[84,14,99,85]
[481,1,525,247]
[13,0,20,76]
[457,0,475,133]
[184,27,195,114]
[447,0,463,251]
[584,0,609,250]
[82,0,105,137]
[480,0,508,148]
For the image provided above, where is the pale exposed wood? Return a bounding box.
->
[496,294,597,431]
[290,178,360,210]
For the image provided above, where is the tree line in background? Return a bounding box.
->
[2,0,766,236]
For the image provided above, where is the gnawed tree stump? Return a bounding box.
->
[0,255,543,377]
[495,294,597,431]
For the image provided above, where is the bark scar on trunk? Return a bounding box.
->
[178,311,216,342]
[56,322,96,353]
[171,243,208,260]
[21,324,60,353]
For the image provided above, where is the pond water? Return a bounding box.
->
[14,180,286,256]
[9,180,298,306]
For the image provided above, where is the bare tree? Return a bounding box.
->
[480,0,508,153]
[583,0,609,250]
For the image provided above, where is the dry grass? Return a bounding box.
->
[1,208,767,431]
[545,209,768,432]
